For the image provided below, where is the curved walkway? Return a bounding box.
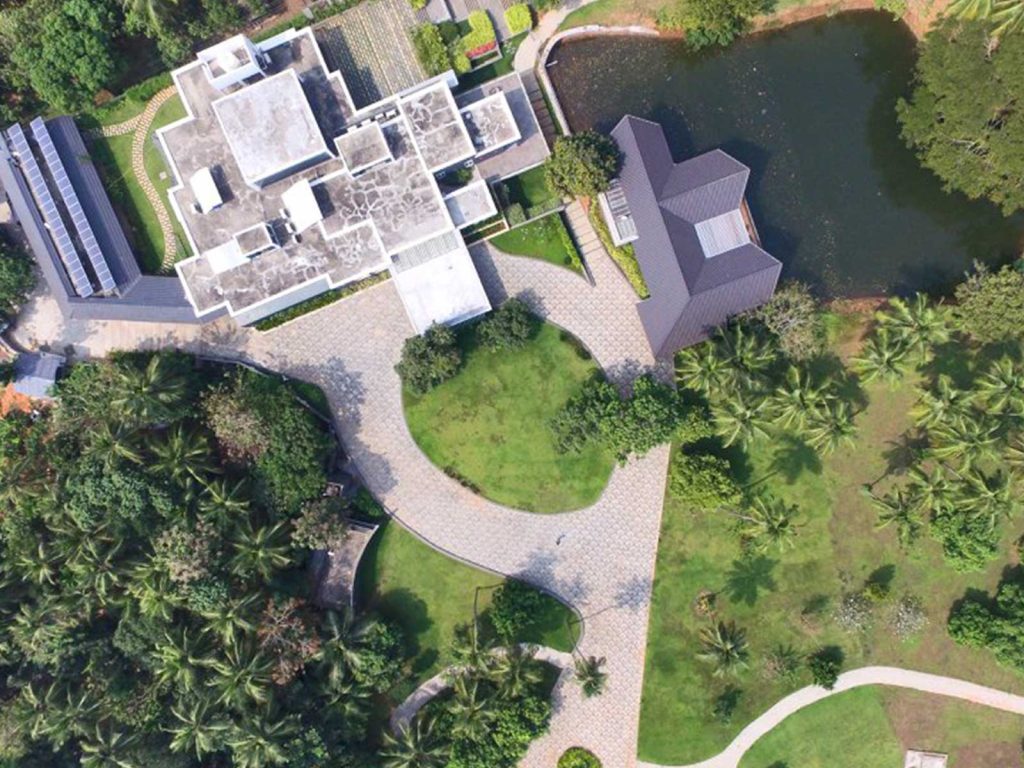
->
[390,645,575,732]
[127,86,180,268]
[639,666,1024,768]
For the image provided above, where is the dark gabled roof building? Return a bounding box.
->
[603,115,782,359]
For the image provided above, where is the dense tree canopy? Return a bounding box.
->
[0,238,36,320]
[545,131,621,198]
[656,0,772,47]
[897,21,1024,215]
[952,260,1024,344]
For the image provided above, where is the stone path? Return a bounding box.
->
[127,86,180,268]
[390,644,576,732]
[639,667,1024,768]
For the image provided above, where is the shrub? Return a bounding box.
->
[874,0,906,16]
[505,3,532,34]
[291,497,348,550]
[412,23,451,77]
[761,645,801,682]
[712,686,742,723]
[886,593,928,641]
[0,239,36,317]
[409,0,427,8]
[753,281,826,361]
[807,647,843,690]
[397,323,463,395]
[546,131,621,198]
[0,360,14,385]
[669,452,741,511]
[832,592,874,633]
[489,579,546,640]
[947,598,995,648]
[588,204,648,298]
[461,10,497,55]
[952,261,1024,345]
[505,202,527,226]
[558,748,601,768]
[478,298,537,350]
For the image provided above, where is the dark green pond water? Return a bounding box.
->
[548,12,1024,297]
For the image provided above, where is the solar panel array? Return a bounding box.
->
[6,124,94,297]
[30,118,116,293]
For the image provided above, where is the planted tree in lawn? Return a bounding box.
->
[669,451,742,511]
[545,131,621,198]
[875,293,949,360]
[397,323,463,395]
[697,621,749,677]
[732,495,799,554]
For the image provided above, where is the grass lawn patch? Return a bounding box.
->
[81,72,173,130]
[740,688,902,768]
[490,212,582,272]
[143,95,191,265]
[457,32,528,91]
[500,164,559,211]
[404,322,614,513]
[357,519,580,698]
[638,313,1023,764]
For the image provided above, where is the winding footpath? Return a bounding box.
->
[640,667,1024,768]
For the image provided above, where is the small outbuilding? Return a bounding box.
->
[904,749,948,768]
[11,351,63,401]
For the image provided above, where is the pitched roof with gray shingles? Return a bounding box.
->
[13,352,62,399]
[611,115,782,358]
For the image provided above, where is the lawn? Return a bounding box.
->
[740,686,1024,768]
[143,95,191,264]
[356,518,580,699]
[500,164,558,211]
[638,311,1023,764]
[490,212,582,272]
[457,32,528,91]
[558,0,818,29]
[403,322,614,513]
[87,94,188,274]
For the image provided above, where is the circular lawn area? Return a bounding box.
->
[403,322,614,513]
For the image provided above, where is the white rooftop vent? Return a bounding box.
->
[189,167,222,214]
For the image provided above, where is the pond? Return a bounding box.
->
[547,11,1024,298]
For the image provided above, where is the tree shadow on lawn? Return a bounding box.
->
[724,555,778,607]
[770,434,822,483]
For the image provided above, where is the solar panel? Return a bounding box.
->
[7,124,94,298]
[30,118,116,293]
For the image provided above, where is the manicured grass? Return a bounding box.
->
[740,688,902,768]
[638,312,1023,764]
[490,212,582,272]
[81,73,173,130]
[144,95,191,265]
[501,164,557,211]
[457,32,528,91]
[404,322,614,513]
[357,519,580,698]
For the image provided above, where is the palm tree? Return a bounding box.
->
[22,683,96,747]
[572,654,608,697]
[911,375,975,429]
[315,609,378,690]
[714,323,774,392]
[852,329,909,387]
[713,393,772,447]
[206,640,274,709]
[14,542,58,586]
[227,712,298,768]
[199,477,251,527]
[153,628,207,694]
[906,464,952,512]
[929,413,1000,470]
[380,714,449,768]
[805,400,857,454]
[769,366,832,430]
[108,355,188,428]
[875,294,949,359]
[122,0,179,34]
[732,496,799,553]
[675,342,730,396]
[948,0,1024,36]
[960,469,1018,532]
[79,723,141,768]
[863,487,923,548]
[82,421,143,467]
[200,592,260,647]
[696,622,749,677]
[149,424,217,488]
[448,677,495,742]
[491,644,542,699]
[978,356,1024,416]
[65,537,125,607]
[229,521,291,580]
[127,564,182,621]
[167,700,230,759]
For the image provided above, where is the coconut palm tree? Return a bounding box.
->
[769,366,833,430]
[14,541,58,586]
[906,464,953,511]
[676,342,730,396]
[948,0,1024,36]
[852,329,909,387]
[875,294,949,359]
[200,592,260,647]
[863,487,922,548]
[448,677,495,742]
[199,477,251,528]
[79,723,141,768]
[805,400,857,454]
[960,469,1018,532]
[149,424,217,488]
[153,628,207,694]
[206,640,274,709]
[82,421,143,468]
[227,712,298,768]
[315,609,378,689]
[929,413,1001,470]
[108,355,189,428]
[911,375,976,429]
[713,394,772,447]
[127,563,183,621]
[23,683,97,747]
[714,324,774,392]
[733,496,799,553]
[978,356,1024,416]
[65,537,126,607]
[573,654,608,697]
[380,714,449,768]
[697,622,749,677]
[229,521,291,580]
[491,644,542,699]
[167,700,230,759]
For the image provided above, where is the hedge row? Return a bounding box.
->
[588,203,648,298]
[254,272,390,331]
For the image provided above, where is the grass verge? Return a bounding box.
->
[588,202,648,298]
[255,272,391,331]
[403,322,614,513]
[490,212,582,272]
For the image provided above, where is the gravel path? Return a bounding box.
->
[638,666,1024,768]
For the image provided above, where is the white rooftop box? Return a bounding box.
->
[199,34,263,91]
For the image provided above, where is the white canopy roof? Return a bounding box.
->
[391,243,491,333]
[282,178,324,233]
[189,167,222,213]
